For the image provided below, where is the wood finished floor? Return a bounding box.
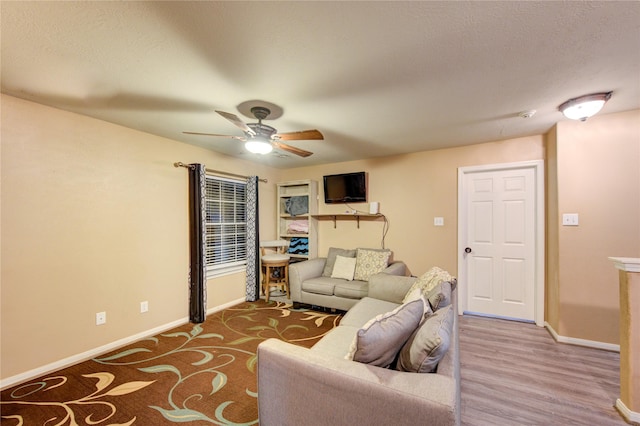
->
[459,315,626,426]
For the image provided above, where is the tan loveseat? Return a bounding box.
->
[289,247,407,311]
[258,272,460,426]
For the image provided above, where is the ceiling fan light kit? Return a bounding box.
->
[245,138,273,154]
[183,101,323,157]
[558,92,612,121]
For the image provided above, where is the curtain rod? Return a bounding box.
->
[173,162,268,183]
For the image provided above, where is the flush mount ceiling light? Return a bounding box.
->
[558,92,612,121]
[244,136,273,155]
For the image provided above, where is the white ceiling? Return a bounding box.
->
[2,1,639,168]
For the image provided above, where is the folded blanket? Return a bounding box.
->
[285,196,309,216]
[288,237,309,255]
[288,220,309,234]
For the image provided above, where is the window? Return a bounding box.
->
[205,175,247,278]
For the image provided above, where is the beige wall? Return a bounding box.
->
[284,110,639,346]
[281,136,545,276]
[3,92,638,384]
[545,126,561,330]
[1,95,280,382]
[549,110,640,344]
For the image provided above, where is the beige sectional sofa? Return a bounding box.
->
[289,247,407,311]
[258,272,460,426]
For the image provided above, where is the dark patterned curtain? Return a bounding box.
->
[188,164,207,323]
[245,176,260,301]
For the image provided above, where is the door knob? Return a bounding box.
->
[464,247,472,254]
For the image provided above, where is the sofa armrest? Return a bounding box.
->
[288,257,327,302]
[368,274,417,304]
[383,260,407,276]
[258,339,459,426]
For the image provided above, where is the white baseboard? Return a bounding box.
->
[544,322,620,352]
[1,297,247,390]
[207,297,246,315]
[616,398,640,424]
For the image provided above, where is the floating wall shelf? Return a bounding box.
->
[312,214,383,229]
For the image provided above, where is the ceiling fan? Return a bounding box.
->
[184,106,323,157]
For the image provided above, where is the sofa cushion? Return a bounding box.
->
[322,247,357,277]
[395,304,454,373]
[353,248,391,281]
[403,267,453,303]
[311,325,359,358]
[301,277,339,296]
[331,255,357,281]
[345,298,424,368]
[425,280,452,311]
[340,297,401,328]
[334,280,368,299]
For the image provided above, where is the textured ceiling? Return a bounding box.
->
[2,1,639,168]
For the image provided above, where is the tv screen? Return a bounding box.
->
[323,172,367,204]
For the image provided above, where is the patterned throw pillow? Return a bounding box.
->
[395,304,454,373]
[353,248,391,281]
[403,266,453,303]
[331,255,357,281]
[345,298,424,367]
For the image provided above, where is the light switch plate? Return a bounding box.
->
[434,217,444,226]
[562,213,579,226]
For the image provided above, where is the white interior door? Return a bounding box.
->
[458,161,544,324]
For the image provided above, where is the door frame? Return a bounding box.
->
[457,160,545,326]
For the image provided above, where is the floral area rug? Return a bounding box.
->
[1,300,342,425]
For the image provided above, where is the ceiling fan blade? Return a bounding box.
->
[272,141,313,157]
[275,129,324,141]
[215,110,256,136]
[183,131,245,141]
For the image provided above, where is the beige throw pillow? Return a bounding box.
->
[401,288,434,323]
[425,280,452,311]
[353,248,391,281]
[331,255,357,281]
[322,247,357,277]
[395,304,454,373]
[345,298,424,368]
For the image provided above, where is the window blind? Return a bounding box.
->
[205,175,247,276]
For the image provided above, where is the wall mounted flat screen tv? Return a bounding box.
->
[323,172,367,204]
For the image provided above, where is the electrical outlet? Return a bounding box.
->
[96,311,106,325]
[140,301,149,313]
